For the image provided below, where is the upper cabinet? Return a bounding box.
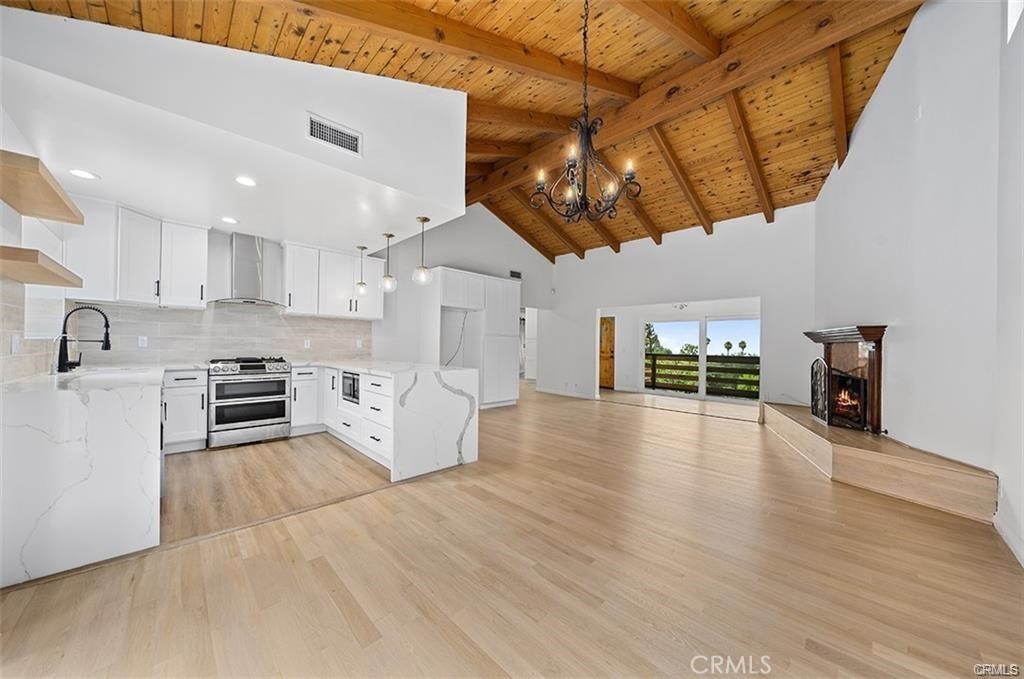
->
[284,243,320,315]
[63,196,118,301]
[484,277,521,336]
[440,268,484,310]
[159,222,208,309]
[318,249,357,317]
[117,207,161,305]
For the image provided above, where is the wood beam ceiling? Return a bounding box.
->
[465,0,922,204]
[466,162,494,179]
[827,45,849,168]
[647,126,713,235]
[508,190,586,259]
[467,100,574,135]
[481,199,556,264]
[593,151,662,245]
[723,90,774,224]
[466,139,531,159]
[614,0,720,61]
[290,0,639,100]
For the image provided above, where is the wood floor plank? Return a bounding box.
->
[1,384,1020,677]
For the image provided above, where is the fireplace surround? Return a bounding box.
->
[805,326,886,434]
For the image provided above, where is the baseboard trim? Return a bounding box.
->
[995,512,1024,569]
[536,387,594,400]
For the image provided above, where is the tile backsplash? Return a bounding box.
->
[1,279,53,382]
[66,300,371,366]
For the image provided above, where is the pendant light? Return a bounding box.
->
[411,216,433,285]
[381,233,397,293]
[355,246,368,295]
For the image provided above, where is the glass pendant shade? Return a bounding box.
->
[381,233,397,294]
[355,246,369,295]
[412,216,432,286]
[355,280,368,295]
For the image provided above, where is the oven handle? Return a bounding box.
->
[211,395,292,406]
[210,375,291,384]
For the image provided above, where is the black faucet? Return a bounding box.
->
[57,305,111,373]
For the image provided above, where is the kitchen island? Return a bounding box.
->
[1,367,162,587]
[290,360,479,482]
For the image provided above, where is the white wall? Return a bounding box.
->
[537,204,816,402]
[994,3,1024,564]
[372,203,554,362]
[600,297,760,392]
[814,0,1001,473]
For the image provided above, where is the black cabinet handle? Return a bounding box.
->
[369,435,381,442]
[201,393,205,410]
[331,375,336,390]
[370,382,382,388]
[288,292,292,307]
[348,299,353,312]
[155,280,160,297]
[342,421,351,428]
[174,376,198,381]
[163,402,167,420]
[293,387,297,401]
[370,406,381,412]
[297,371,313,376]
[200,284,204,301]
[355,299,358,313]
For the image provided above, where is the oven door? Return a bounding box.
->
[209,395,291,432]
[211,374,289,402]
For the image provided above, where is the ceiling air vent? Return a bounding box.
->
[307,113,362,157]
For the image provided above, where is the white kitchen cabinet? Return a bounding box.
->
[62,196,118,302]
[291,379,320,427]
[320,368,340,430]
[318,250,357,317]
[482,335,520,404]
[117,207,161,304]
[159,221,208,309]
[440,268,484,310]
[284,243,320,315]
[163,385,207,447]
[352,256,385,320]
[484,277,521,336]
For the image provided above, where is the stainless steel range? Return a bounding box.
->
[208,356,292,447]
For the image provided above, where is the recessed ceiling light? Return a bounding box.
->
[235,175,256,187]
[69,169,100,180]
[221,216,238,225]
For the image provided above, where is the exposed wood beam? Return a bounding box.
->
[290,0,639,100]
[466,0,921,204]
[508,190,586,259]
[481,199,556,264]
[826,44,849,168]
[467,100,574,134]
[466,162,494,178]
[647,126,713,235]
[615,0,719,61]
[466,139,531,159]
[593,151,660,245]
[723,90,774,224]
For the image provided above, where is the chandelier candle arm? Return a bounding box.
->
[531,0,640,224]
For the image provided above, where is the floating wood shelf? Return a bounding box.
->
[0,150,84,224]
[763,402,998,523]
[0,246,83,288]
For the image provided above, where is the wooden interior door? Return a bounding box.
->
[599,317,615,389]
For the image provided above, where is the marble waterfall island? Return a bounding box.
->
[2,368,162,587]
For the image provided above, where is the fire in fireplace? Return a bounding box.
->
[810,358,870,430]
[805,326,886,434]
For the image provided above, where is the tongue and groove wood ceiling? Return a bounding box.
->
[8,0,921,261]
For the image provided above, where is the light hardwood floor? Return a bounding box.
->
[2,385,1021,677]
[599,388,760,422]
[161,434,391,544]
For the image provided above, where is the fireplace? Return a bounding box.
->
[805,326,886,433]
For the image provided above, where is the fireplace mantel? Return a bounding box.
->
[804,326,887,344]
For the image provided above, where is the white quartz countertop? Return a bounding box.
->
[4,366,166,393]
[290,360,475,376]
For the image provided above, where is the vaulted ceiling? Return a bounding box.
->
[6,0,921,261]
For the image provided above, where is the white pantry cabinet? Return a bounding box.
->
[284,243,320,315]
[318,250,358,317]
[117,207,161,304]
[440,268,484,310]
[484,277,521,336]
[482,334,520,404]
[159,222,209,309]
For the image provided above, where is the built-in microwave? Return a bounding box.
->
[341,371,359,404]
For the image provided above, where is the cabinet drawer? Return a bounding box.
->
[362,419,393,460]
[291,367,319,381]
[361,374,393,397]
[335,412,361,439]
[163,370,207,388]
[362,391,392,428]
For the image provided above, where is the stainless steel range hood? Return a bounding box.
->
[210,231,284,306]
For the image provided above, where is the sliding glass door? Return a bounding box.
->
[644,317,760,400]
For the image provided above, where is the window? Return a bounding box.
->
[644,321,699,393]
[1010,0,1023,44]
[706,318,761,400]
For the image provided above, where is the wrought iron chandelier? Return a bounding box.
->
[531,0,640,223]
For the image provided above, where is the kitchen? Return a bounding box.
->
[0,8,519,588]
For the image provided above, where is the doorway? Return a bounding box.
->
[600,316,615,389]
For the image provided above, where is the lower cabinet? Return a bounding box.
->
[482,334,520,405]
[162,383,208,453]
[291,377,319,427]
[320,368,340,430]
